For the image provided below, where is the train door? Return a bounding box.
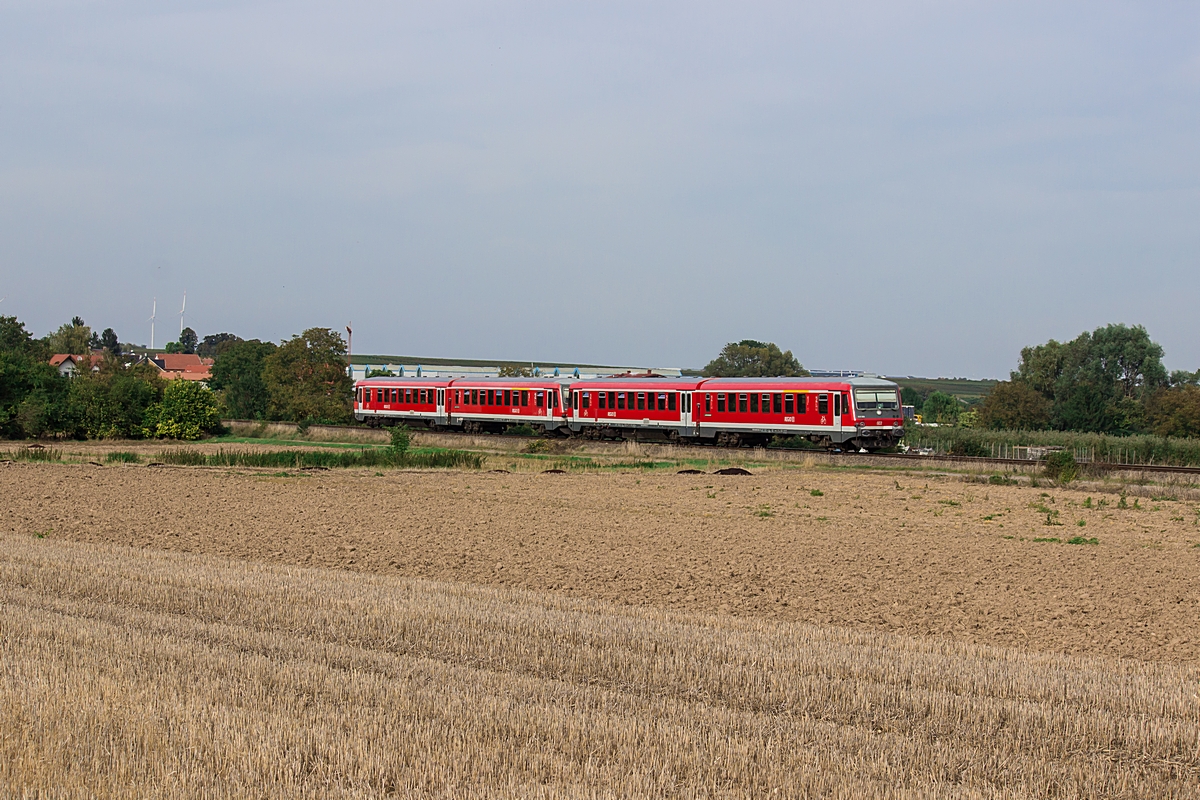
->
[833,391,841,431]
[437,388,445,422]
[679,392,692,432]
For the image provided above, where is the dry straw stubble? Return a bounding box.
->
[1,534,1198,798]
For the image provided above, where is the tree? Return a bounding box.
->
[1013,323,1168,434]
[64,360,163,439]
[99,328,121,356]
[197,333,243,359]
[179,327,198,355]
[0,316,66,438]
[144,379,221,439]
[976,381,1052,430]
[208,339,277,420]
[702,340,808,377]
[46,318,93,355]
[921,391,961,424]
[164,341,182,354]
[498,364,534,377]
[262,328,352,423]
[1145,386,1200,438]
[1168,370,1200,388]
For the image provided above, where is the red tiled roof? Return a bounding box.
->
[153,353,208,371]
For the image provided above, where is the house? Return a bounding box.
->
[149,353,214,383]
[49,353,104,377]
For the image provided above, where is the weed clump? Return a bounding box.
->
[1043,451,1078,483]
[105,451,141,464]
[1067,536,1099,545]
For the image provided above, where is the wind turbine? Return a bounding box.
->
[148,298,157,350]
[179,291,187,334]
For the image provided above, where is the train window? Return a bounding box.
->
[705,394,711,413]
[617,393,626,410]
[773,393,782,413]
[717,394,726,413]
[636,393,645,410]
[536,391,544,407]
[818,394,828,415]
[485,390,493,405]
[834,393,841,416]
[750,393,759,413]
[598,392,607,409]
[668,393,676,411]
[785,394,794,414]
[501,390,509,406]
[551,391,558,408]
[739,394,748,413]
[582,392,590,409]
[798,394,807,414]
[655,393,664,410]
[763,393,772,413]
[607,391,616,408]
[521,390,529,406]
[843,393,851,417]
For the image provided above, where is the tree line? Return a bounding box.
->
[0,315,353,440]
[976,323,1199,437]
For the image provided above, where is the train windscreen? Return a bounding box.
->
[854,390,900,412]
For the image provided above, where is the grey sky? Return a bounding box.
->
[2,1,1197,377]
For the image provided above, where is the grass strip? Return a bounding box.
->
[153,447,483,470]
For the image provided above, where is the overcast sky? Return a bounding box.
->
[2,1,1197,377]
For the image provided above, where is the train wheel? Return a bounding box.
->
[716,432,741,448]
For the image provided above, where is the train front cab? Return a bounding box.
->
[354,378,450,428]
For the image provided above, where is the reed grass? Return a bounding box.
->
[1,534,1197,798]
[906,427,1200,466]
[153,447,483,470]
[0,447,62,462]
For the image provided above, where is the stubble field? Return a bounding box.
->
[2,458,1199,796]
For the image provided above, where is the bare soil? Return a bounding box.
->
[4,460,1199,662]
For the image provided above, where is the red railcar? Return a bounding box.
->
[564,375,903,450]
[568,377,702,440]
[448,378,570,433]
[354,378,452,427]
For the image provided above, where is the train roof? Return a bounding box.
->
[697,376,899,389]
[571,376,704,390]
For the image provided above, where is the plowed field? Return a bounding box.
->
[4,460,1198,662]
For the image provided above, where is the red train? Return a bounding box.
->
[354,374,904,451]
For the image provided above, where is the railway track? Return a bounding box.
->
[228,420,1200,477]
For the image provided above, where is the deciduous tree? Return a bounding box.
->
[262,328,352,423]
[208,340,277,420]
[46,318,93,356]
[179,327,198,355]
[1145,386,1200,438]
[702,340,808,377]
[976,381,1052,430]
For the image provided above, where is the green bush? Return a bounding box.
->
[104,451,141,463]
[1043,451,1078,483]
[144,381,221,440]
[389,425,411,453]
